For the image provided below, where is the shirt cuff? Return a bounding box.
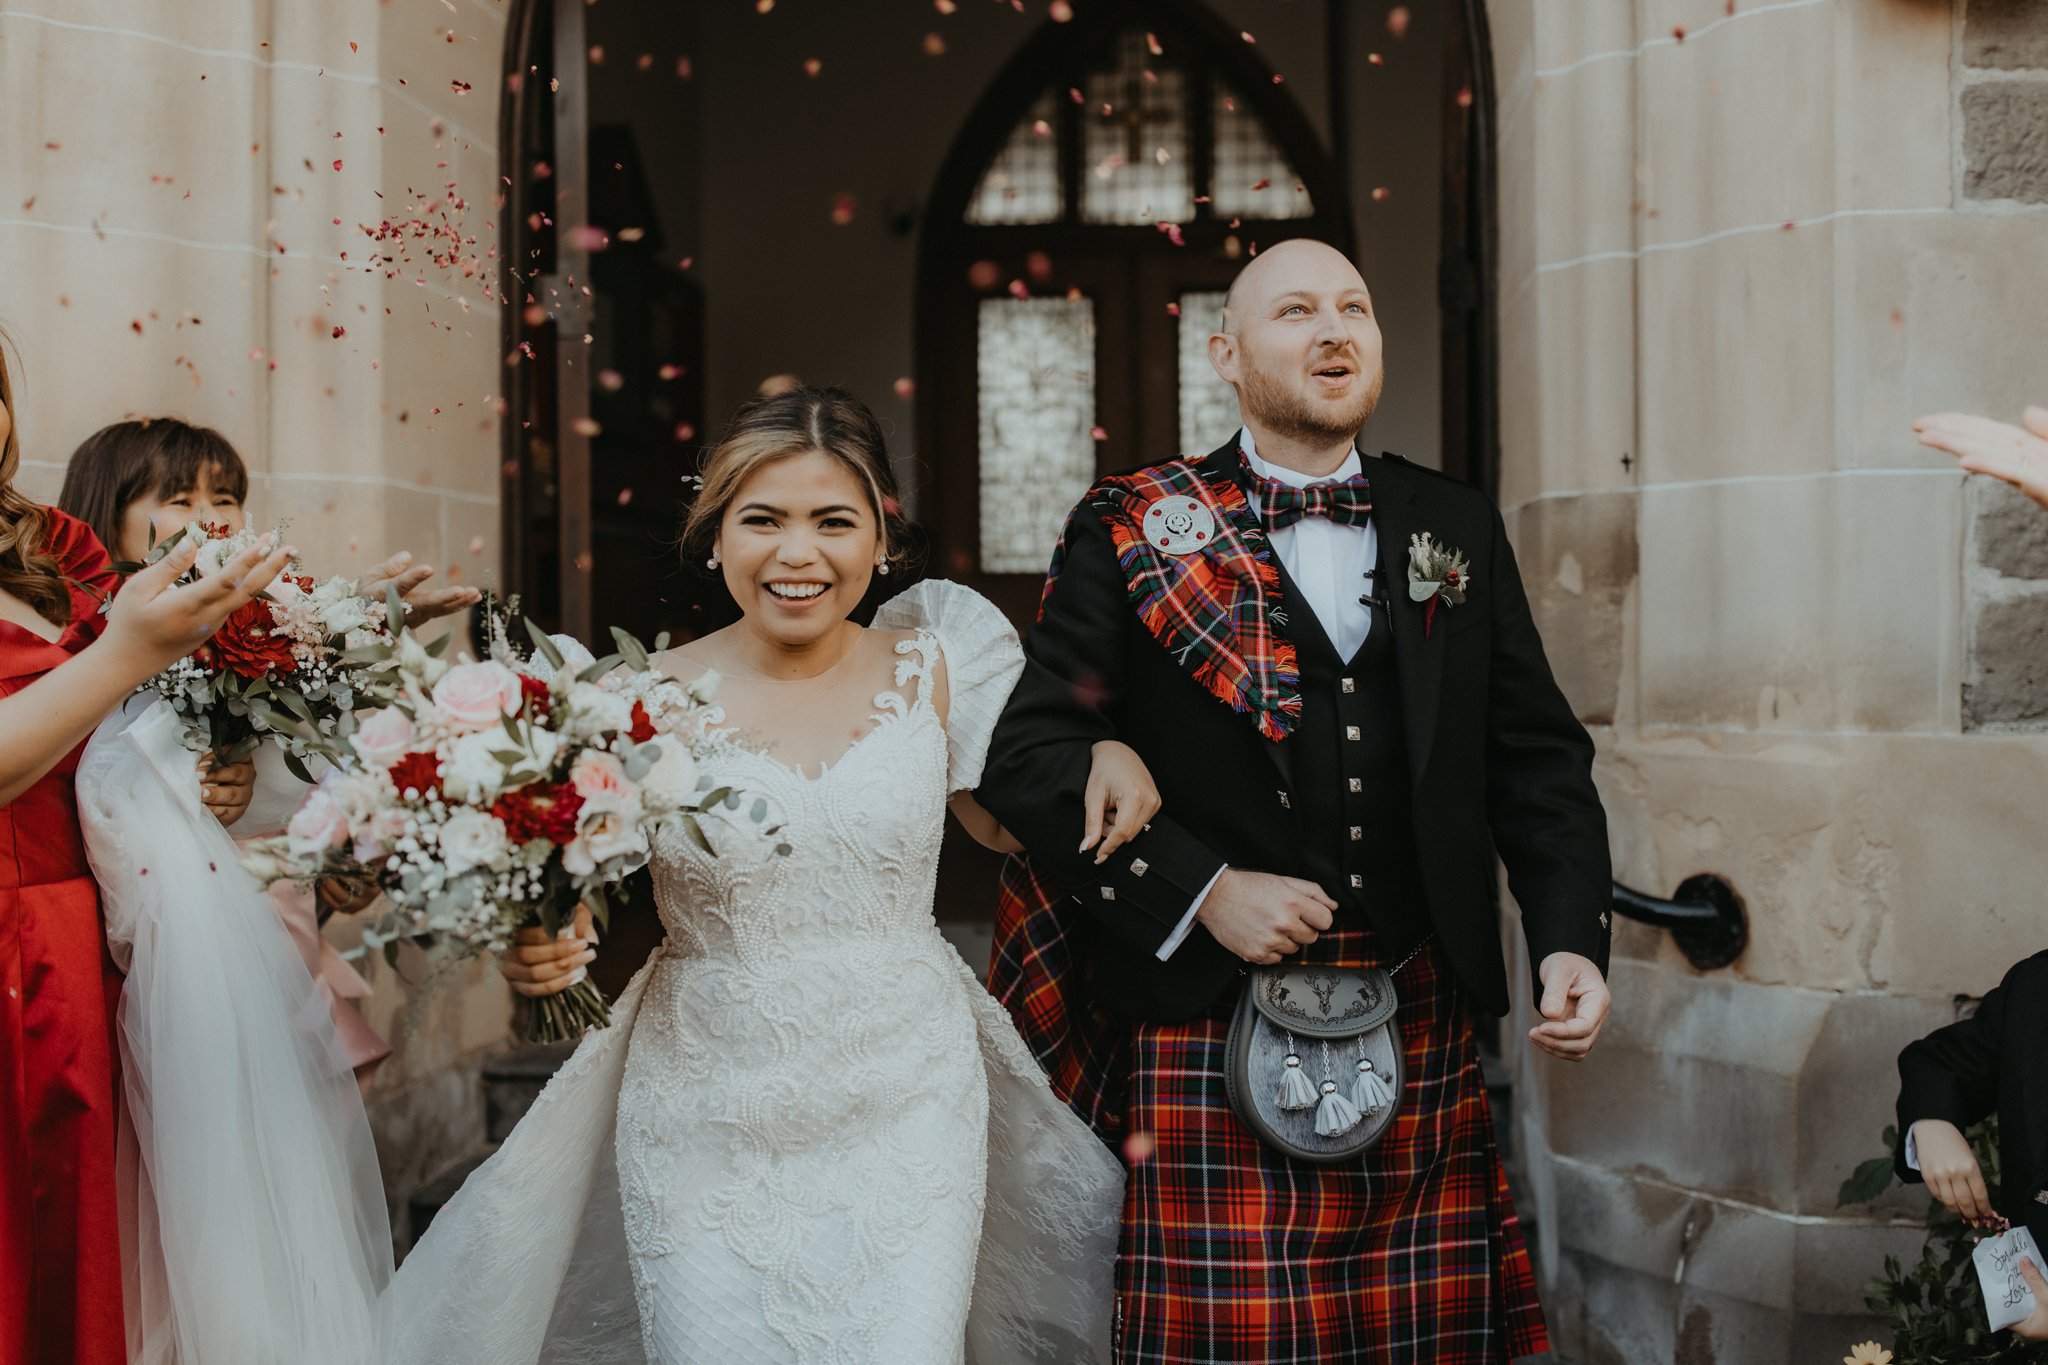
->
[1156,865,1228,961]
[1905,1126,1921,1172]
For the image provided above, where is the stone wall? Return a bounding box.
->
[1488,0,2048,1359]
[0,0,515,1234]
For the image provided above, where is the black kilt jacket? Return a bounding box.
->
[977,440,1614,1024]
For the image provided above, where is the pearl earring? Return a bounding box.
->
[875,558,889,576]
[706,553,720,570]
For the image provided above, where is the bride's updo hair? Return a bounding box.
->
[681,385,913,575]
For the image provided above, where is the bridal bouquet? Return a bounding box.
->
[244,606,769,1040]
[126,521,391,773]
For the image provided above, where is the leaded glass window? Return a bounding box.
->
[1177,290,1240,456]
[1081,32,1194,225]
[976,297,1097,575]
[1211,85,1313,220]
[966,92,1062,226]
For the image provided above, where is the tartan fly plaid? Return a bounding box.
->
[1040,456,1303,743]
[1115,933,1547,1365]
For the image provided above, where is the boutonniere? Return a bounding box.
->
[1407,532,1473,638]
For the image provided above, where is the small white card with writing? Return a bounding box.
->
[1974,1225,2043,1332]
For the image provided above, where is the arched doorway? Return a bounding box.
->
[914,1,1355,622]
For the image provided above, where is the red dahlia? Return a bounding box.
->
[492,781,584,846]
[518,673,553,719]
[205,598,297,679]
[388,751,443,798]
[628,700,656,744]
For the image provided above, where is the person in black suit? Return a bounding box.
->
[977,238,1613,1363]
[1895,950,2048,1341]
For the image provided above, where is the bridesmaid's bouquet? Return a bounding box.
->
[124,521,392,773]
[243,604,770,1040]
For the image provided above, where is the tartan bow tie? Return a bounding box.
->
[1248,468,1374,532]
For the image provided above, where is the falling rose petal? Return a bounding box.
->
[1032,118,1052,137]
[893,376,915,399]
[523,303,548,327]
[803,57,822,77]
[616,488,634,507]
[676,56,694,78]
[756,0,774,11]
[451,79,472,94]
[572,417,602,437]
[967,259,1000,289]
[1007,278,1029,300]
[1025,249,1054,281]
[935,0,957,11]
[1050,1,1074,20]
[1672,24,1686,41]
[331,325,347,338]
[1146,32,1164,55]
[830,193,857,225]
[637,52,654,71]
[1250,177,1271,192]
[1890,307,1905,328]
[1123,1130,1157,1164]
[923,32,946,56]
[1387,6,1411,38]
[468,535,487,555]
[1371,186,1390,202]
[588,44,604,64]
[674,422,697,442]
[658,363,684,380]
[1455,85,1474,109]
[349,41,359,53]
[566,224,611,252]
[1089,426,1109,442]
[1727,0,1737,12]
[617,226,646,242]
[598,368,625,391]
[1240,29,1256,44]
[1165,301,1180,316]
[1368,52,1384,66]
[131,319,144,334]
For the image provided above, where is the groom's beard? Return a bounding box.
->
[1237,354,1384,446]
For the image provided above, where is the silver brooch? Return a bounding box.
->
[1144,495,1217,557]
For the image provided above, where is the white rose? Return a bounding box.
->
[440,730,512,804]
[638,738,700,811]
[561,681,632,740]
[352,709,417,769]
[326,772,383,827]
[437,808,510,874]
[545,633,597,681]
[285,791,349,859]
[560,807,650,879]
[433,661,526,732]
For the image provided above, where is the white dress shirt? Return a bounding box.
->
[1155,428,1380,960]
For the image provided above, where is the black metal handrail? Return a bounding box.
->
[1610,874,1748,971]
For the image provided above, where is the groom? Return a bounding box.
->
[978,238,1612,1363]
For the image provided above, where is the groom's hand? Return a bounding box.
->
[1196,870,1336,964]
[1530,952,1611,1062]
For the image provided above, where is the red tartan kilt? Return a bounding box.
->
[1114,932,1547,1365]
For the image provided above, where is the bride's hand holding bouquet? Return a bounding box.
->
[246,605,775,1041]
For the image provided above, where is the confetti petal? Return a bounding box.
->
[893,376,915,398]
[571,417,602,437]
[830,193,857,225]
[1387,7,1411,38]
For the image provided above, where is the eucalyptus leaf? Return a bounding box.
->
[385,585,406,636]
[525,619,567,671]
[282,751,316,785]
[679,814,712,855]
[609,627,650,671]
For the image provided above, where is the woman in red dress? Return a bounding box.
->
[0,338,290,1364]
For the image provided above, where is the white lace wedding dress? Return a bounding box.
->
[380,581,1124,1365]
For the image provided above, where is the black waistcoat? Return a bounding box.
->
[1273,559,1431,952]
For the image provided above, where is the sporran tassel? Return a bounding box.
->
[1277,1048,1318,1111]
[1353,1057,1394,1114]
[1314,1080,1362,1137]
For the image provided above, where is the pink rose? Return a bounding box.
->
[353,708,417,769]
[286,791,350,860]
[568,750,636,812]
[561,807,649,878]
[432,661,525,733]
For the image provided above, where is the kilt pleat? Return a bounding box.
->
[1112,936,1547,1365]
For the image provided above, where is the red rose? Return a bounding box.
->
[628,700,656,744]
[491,781,584,846]
[205,598,297,679]
[519,673,553,720]
[388,750,443,799]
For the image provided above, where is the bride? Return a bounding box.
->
[381,387,1134,1364]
